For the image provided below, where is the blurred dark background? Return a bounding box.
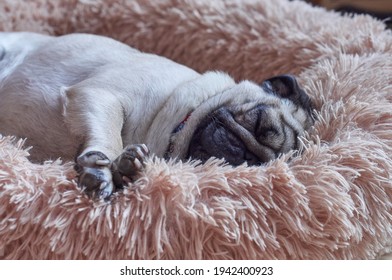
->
[304,0,392,29]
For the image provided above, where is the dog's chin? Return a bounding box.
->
[187,113,261,166]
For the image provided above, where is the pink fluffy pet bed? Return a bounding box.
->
[0,0,392,259]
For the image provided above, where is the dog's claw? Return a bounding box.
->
[112,144,149,185]
[99,181,107,190]
[140,144,149,157]
[75,151,114,199]
[136,149,144,159]
[122,176,131,184]
[133,158,142,169]
[99,188,112,199]
[96,159,111,166]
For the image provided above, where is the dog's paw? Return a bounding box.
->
[75,151,114,199]
[111,144,149,187]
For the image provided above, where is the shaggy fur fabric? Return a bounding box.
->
[0,0,391,259]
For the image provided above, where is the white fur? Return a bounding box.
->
[0,32,305,164]
[0,32,201,161]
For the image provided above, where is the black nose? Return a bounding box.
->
[261,74,313,111]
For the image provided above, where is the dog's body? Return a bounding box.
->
[0,32,314,199]
[0,32,202,161]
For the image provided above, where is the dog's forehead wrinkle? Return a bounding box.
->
[222,81,268,101]
[216,90,228,108]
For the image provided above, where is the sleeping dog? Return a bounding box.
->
[0,32,314,199]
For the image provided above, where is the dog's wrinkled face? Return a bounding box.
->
[187,75,314,165]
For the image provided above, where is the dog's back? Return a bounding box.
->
[0,32,51,82]
[0,32,199,161]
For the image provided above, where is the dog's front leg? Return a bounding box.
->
[63,86,125,199]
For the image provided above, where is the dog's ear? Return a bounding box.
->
[260,74,299,98]
[260,75,313,111]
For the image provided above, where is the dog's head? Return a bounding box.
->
[185,75,314,165]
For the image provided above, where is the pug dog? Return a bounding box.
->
[0,32,314,199]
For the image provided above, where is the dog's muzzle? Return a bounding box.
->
[187,106,268,165]
[187,75,314,166]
